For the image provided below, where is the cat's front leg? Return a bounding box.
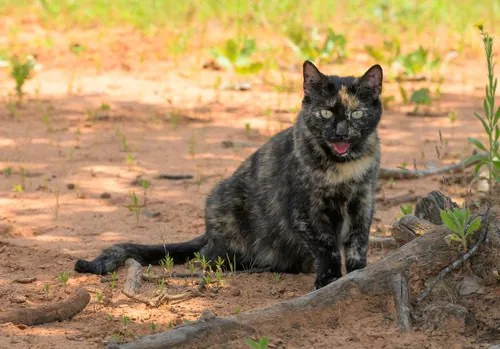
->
[343,187,374,273]
[313,242,342,289]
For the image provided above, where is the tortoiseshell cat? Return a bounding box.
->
[75,61,383,289]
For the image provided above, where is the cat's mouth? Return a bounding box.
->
[330,142,351,156]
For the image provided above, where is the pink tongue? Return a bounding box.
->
[332,142,350,154]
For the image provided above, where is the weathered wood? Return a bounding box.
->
[0,288,90,326]
[391,273,412,332]
[392,215,440,246]
[414,190,458,224]
[123,259,143,296]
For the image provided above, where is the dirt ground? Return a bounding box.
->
[0,27,499,349]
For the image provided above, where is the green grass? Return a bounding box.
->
[0,1,497,49]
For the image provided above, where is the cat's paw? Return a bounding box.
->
[314,276,338,290]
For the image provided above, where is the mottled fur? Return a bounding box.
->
[75,61,383,289]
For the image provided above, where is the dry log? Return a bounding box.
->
[368,236,398,249]
[0,288,90,326]
[109,217,492,349]
[376,192,421,208]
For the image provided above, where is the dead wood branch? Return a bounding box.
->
[12,277,37,284]
[123,259,201,307]
[368,236,398,249]
[0,288,90,326]
[391,273,412,332]
[392,215,440,246]
[154,174,194,180]
[378,157,480,180]
[376,192,421,208]
[123,259,143,296]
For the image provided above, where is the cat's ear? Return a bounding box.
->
[358,64,383,97]
[303,60,326,95]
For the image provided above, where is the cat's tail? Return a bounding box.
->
[74,235,207,275]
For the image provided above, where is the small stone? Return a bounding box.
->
[67,183,76,190]
[458,274,485,296]
[199,309,216,321]
[100,192,111,199]
[230,288,241,297]
[0,224,13,236]
[11,295,27,303]
[16,324,27,330]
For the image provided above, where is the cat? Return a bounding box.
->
[75,61,383,289]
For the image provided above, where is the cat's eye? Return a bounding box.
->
[351,110,364,119]
[320,110,333,119]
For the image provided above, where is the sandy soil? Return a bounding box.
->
[0,28,498,349]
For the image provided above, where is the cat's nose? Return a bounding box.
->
[336,121,348,138]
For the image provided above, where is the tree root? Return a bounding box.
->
[0,288,90,326]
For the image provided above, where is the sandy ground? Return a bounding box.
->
[0,34,498,348]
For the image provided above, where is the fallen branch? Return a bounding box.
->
[376,192,420,208]
[378,157,480,180]
[154,174,194,180]
[391,273,412,332]
[123,259,201,307]
[368,236,398,249]
[0,288,90,326]
[12,277,37,284]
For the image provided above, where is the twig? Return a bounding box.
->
[154,174,193,180]
[376,193,420,208]
[0,288,90,326]
[12,277,37,284]
[378,156,481,180]
[416,208,491,305]
[369,236,398,249]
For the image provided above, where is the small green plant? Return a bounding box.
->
[41,111,53,132]
[138,178,151,206]
[96,291,104,303]
[212,38,263,75]
[440,207,481,252]
[287,26,347,63]
[410,88,432,112]
[399,204,414,216]
[149,322,157,334]
[244,122,252,137]
[398,47,440,77]
[159,254,174,274]
[188,134,197,159]
[272,272,281,282]
[110,271,118,289]
[3,167,13,177]
[214,269,224,286]
[465,26,500,193]
[43,283,50,297]
[125,191,143,224]
[121,315,130,331]
[365,37,401,69]
[245,337,269,349]
[56,271,70,285]
[10,55,36,100]
[226,253,237,275]
[12,184,23,193]
[106,313,114,321]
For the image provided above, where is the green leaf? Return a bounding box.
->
[465,153,488,166]
[365,46,385,62]
[445,234,463,243]
[466,217,481,235]
[474,112,491,133]
[225,39,238,64]
[468,137,487,151]
[234,62,263,75]
[440,210,460,234]
[240,39,257,59]
[410,88,432,105]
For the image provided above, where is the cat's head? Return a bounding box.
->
[300,61,383,160]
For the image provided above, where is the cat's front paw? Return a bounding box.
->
[314,276,338,289]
